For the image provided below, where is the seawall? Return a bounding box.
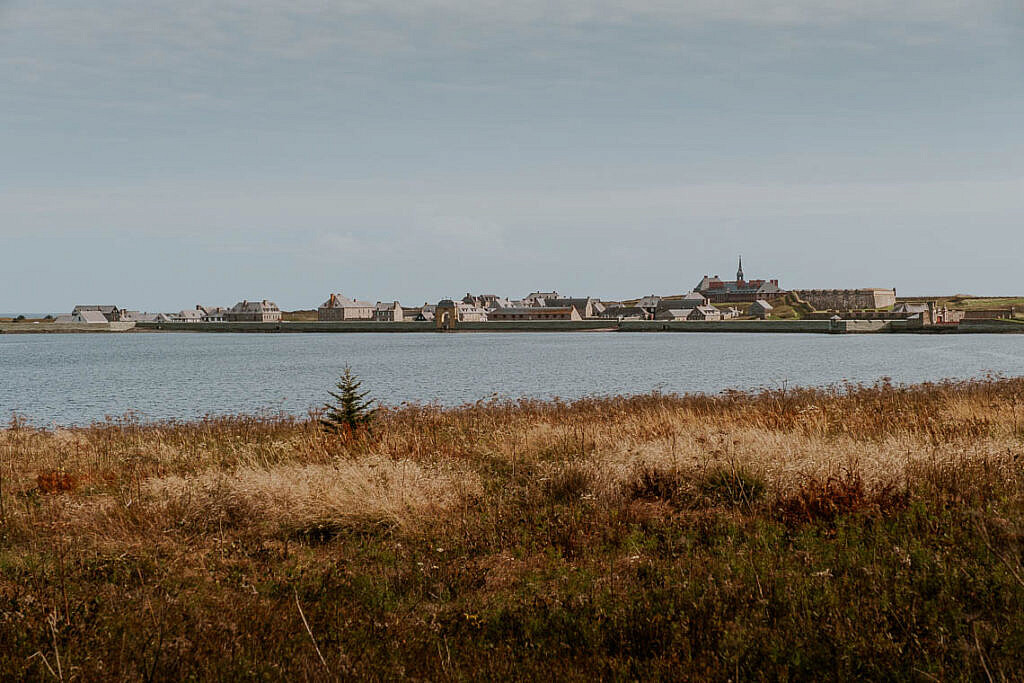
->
[132,320,617,333]
[0,322,137,334]
[957,319,1024,333]
[4,319,1021,335]
[621,320,836,333]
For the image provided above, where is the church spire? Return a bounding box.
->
[736,255,744,282]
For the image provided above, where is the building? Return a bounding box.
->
[523,291,561,305]
[695,257,783,303]
[654,309,692,321]
[539,298,605,318]
[197,305,227,322]
[167,309,203,323]
[793,289,897,310]
[119,311,159,322]
[636,296,662,318]
[653,292,709,317]
[488,306,582,321]
[72,305,122,322]
[373,301,405,322]
[462,293,509,310]
[317,293,374,321]
[433,299,488,329]
[69,310,108,323]
[687,305,722,321]
[599,305,648,320]
[722,306,742,319]
[456,302,488,321]
[411,305,436,323]
[748,300,774,319]
[225,300,282,322]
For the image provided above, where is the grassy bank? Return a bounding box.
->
[2,379,1023,679]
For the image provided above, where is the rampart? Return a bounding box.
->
[793,289,897,310]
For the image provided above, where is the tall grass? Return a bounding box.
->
[1,378,1023,679]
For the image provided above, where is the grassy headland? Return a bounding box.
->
[2,379,1023,679]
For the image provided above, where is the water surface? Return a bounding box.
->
[2,332,1023,425]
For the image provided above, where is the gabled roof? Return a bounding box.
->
[636,296,661,308]
[74,305,118,313]
[655,309,692,319]
[75,310,108,323]
[320,294,372,309]
[231,299,280,312]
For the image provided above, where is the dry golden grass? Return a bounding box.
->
[2,377,1023,542]
[1,377,1023,679]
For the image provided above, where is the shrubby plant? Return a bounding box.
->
[320,366,377,435]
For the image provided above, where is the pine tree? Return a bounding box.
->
[320,366,377,435]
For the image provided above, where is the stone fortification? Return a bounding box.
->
[793,289,896,310]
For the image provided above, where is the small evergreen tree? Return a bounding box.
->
[320,366,377,434]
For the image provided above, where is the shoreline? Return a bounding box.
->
[2,319,1023,334]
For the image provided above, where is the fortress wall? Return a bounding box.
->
[620,320,833,333]
[794,289,897,310]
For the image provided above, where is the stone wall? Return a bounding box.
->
[620,320,834,333]
[0,322,137,334]
[793,289,897,310]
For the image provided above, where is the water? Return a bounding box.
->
[2,332,1024,425]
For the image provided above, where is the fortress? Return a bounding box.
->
[696,258,896,310]
[791,288,897,310]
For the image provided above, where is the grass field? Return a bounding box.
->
[2,379,1023,679]
[899,296,1024,316]
[282,309,319,322]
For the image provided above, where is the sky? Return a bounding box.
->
[2,0,1023,313]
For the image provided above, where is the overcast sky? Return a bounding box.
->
[3,1,1023,312]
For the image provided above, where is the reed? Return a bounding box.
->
[1,377,1022,679]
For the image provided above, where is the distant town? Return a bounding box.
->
[6,258,1022,333]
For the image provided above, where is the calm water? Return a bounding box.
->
[2,332,1024,425]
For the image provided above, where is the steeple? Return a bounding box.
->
[736,255,744,282]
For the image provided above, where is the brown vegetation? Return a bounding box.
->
[1,378,1023,678]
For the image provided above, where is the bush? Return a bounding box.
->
[320,366,377,436]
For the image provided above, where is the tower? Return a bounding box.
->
[736,255,744,283]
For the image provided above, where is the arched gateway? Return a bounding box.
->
[435,299,458,330]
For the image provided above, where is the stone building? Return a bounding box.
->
[462,293,510,310]
[695,257,783,303]
[540,297,605,318]
[170,309,204,323]
[653,292,710,317]
[434,300,488,329]
[456,302,488,321]
[72,305,122,322]
[748,300,774,319]
[599,305,648,320]
[197,305,227,322]
[522,291,561,305]
[687,305,722,321]
[654,309,691,321]
[69,310,108,323]
[488,306,582,321]
[318,293,374,321]
[793,289,897,310]
[373,301,405,322]
[225,300,282,322]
